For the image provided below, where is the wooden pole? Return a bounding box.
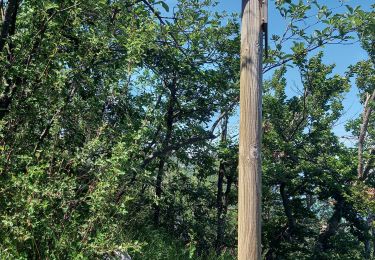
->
[238,0,263,259]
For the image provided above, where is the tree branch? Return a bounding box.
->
[140,0,187,57]
[0,0,20,52]
[358,89,375,179]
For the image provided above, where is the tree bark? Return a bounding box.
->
[0,0,19,52]
[153,78,176,226]
[358,89,375,179]
[0,0,20,119]
[216,115,228,253]
[280,182,296,237]
[315,199,343,254]
[357,90,375,257]
[364,215,373,259]
[0,14,51,120]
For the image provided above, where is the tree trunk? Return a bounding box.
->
[153,79,176,226]
[364,215,373,259]
[0,0,19,119]
[280,182,296,237]
[0,0,19,52]
[358,89,375,179]
[315,200,343,254]
[154,159,166,225]
[239,0,264,259]
[356,90,375,257]
[216,116,228,253]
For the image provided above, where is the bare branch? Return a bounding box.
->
[359,89,375,179]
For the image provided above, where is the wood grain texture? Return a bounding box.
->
[239,0,263,259]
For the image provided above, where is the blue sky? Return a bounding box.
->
[216,0,371,144]
[163,0,373,144]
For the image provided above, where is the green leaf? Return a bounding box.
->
[45,2,59,10]
[157,1,169,12]
[345,5,353,14]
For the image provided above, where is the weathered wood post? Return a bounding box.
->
[239,0,266,259]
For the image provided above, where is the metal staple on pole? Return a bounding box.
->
[261,0,268,59]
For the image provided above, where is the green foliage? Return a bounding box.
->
[0,0,373,259]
